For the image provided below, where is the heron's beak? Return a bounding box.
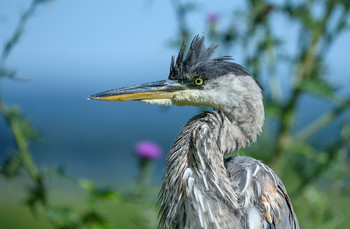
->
[89,80,188,101]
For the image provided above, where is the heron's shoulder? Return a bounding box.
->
[225,156,275,182]
[225,156,299,229]
[225,156,275,198]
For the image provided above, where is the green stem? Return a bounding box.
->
[291,129,349,198]
[137,158,153,188]
[295,98,350,141]
[0,1,38,66]
[0,0,44,180]
[269,0,336,171]
[0,98,39,180]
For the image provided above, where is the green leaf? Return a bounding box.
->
[0,67,17,79]
[79,179,96,193]
[300,77,338,101]
[94,188,122,202]
[0,153,22,178]
[265,102,283,118]
[287,140,327,164]
[47,206,80,229]
[79,179,122,202]
[81,210,111,228]
[24,174,47,215]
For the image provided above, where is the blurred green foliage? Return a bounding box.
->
[1,0,350,228]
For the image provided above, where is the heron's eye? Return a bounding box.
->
[194,78,204,86]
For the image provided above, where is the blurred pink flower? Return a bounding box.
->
[207,12,219,23]
[134,141,163,159]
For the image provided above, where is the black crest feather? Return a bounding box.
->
[168,35,264,91]
[169,35,224,80]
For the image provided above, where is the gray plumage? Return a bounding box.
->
[159,36,299,228]
[158,110,299,228]
[90,35,299,229]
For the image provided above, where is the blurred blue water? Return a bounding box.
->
[1,61,348,188]
[0,63,204,186]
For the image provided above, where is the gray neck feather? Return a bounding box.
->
[159,88,264,228]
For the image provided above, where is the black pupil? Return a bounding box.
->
[196,79,201,84]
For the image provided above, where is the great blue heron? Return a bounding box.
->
[90,36,299,229]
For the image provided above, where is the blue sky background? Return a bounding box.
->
[1,0,348,89]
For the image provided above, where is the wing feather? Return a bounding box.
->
[225,156,300,229]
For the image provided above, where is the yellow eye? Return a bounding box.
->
[194,78,204,86]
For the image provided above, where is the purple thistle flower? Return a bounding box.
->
[207,12,219,23]
[134,141,163,159]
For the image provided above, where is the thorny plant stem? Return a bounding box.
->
[170,0,190,43]
[0,99,39,180]
[295,98,350,141]
[0,1,38,66]
[269,0,337,171]
[291,133,348,198]
[0,1,41,180]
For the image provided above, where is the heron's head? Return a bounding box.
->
[90,36,264,124]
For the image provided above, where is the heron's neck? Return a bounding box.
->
[159,110,262,228]
[217,95,264,148]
